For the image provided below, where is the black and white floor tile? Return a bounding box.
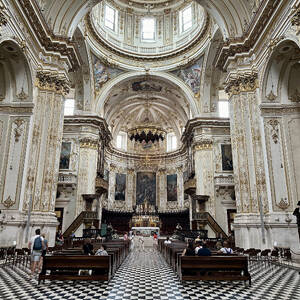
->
[0,249,300,300]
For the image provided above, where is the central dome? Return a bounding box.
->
[87,0,208,67]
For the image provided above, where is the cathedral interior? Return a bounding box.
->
[1,0,300,298]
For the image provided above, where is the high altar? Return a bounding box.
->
[130,202,160,228]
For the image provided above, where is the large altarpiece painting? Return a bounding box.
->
[136,172,156,205]
[167,174,177,201]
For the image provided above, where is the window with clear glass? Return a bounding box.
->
[181,5,192,33]
[64,99,75,116]
[116,132,127,150]
[218,101,229,118]
[167,133,177,152]
[105,5,117,31]
[141,18,156,41]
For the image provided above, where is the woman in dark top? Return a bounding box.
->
[83,238,93,255]
[182,241,195,256]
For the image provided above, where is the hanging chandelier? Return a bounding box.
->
[128,125,166,143]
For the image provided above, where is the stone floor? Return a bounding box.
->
[0,249,300,300]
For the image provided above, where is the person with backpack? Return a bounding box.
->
[28,228,44,279]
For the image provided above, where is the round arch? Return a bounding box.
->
[94,72,200,118]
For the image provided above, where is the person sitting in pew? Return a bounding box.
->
[95,245,108,256]
[218,241,233,254]
[194,241,202,255]
[197,242,211,256]
[83,238,94,255]
[182,241,195,256]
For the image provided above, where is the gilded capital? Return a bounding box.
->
[79,137,98,149]
[225,72,258,96]
[35,71,70,95]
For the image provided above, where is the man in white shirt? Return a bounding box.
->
[218,241,233,254]
[28,228,44,278]
[164,237,171,245]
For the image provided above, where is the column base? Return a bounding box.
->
[0,211,58,248]
[233,213,300,260]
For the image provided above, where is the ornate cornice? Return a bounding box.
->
[63,116,112,144]
[225,72,258,96]
[0,104,34,114]
[0,6,8,27]
[260,104,300,116]
[79,137,98,150]
[215,0,281,70]
[18,0,80,71]
[181,118,230,144]
[35,71,70,95]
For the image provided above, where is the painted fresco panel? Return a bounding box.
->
[167,174,177,202]
[221,144,233,171]
[59,142,71,169]
[136,172,156,205]
[115,173,126,201]
[171,56,203,97]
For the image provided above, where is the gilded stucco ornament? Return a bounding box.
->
[0,7,7,27]
[35,71,70,95]
[225,72,258,96]
[79,137,98,150]
[193,140,213,151]
[16,88,29,101]
[291,6,300,30]
[268,119,280,144]
[3,196,15,208]
[289,89,300,102]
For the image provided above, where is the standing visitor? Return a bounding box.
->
[28,229,44,279]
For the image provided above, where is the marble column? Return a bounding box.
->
[193,140,215,217]
[21,71,69,247]
[75,138,98,216]
[177,167,184,208]
[225,72,269,249]
[126,169,135,210]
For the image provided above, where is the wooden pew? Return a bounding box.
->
[38,255,111,284]
[178,256,251,285]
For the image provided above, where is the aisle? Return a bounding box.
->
[0,249,300,299]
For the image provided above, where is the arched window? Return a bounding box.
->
[64,99,75,116]
[167,133,177,152]
[105,4,118,31]
[141,18,156,41]
[180,5,193,33]
[116,132,127,150]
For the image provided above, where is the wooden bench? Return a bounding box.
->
[38,255,111,284]
[179,256,251,286]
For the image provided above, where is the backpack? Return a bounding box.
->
[33,236,42,250]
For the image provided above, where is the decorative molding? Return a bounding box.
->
[266,90,277,101]
[0,104,34,114]
[18,0,80,71]
[16,88,28,101]
[13,119,25,142]
[267,119,280,144]
[215,0,281,70]
[289,89,300,102]
[260,104,300,116]
[79,137,98,150]
[3,196,15,208]
[291,6,300,28]
[225,72,258,96]
[35,71,70,95]
[193,140,213,151]
[0,6,8,27]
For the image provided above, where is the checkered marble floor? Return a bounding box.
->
[0,249,300,300]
